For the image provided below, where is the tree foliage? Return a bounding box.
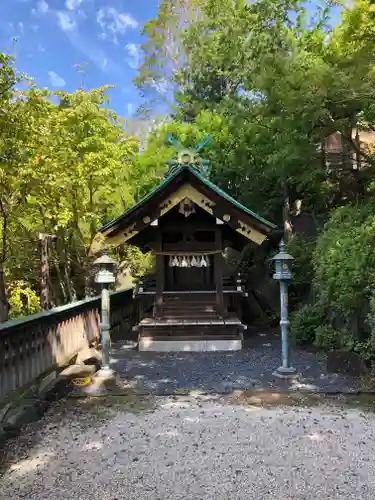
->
[0,55,146,320]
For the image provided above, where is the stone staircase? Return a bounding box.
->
[137,293,244,352]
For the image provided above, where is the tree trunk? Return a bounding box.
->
[39,234,50,310]
[88,176,96,242]
[63,249,76,302]
[0,201,9,322]
[0,262,9,322]
[283,180,293,241]
[53,252,67,304]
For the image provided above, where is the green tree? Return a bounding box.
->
[27,86,139,302]
[137,0,375,229]
[0,52,141,320]
[0,55,52,321]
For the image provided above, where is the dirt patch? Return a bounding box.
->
[50,390,156,429]
[227,389,375,412]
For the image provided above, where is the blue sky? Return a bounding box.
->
[1,0,159,118]
[1,1,342,120]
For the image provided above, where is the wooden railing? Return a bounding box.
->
[0,287,134,405]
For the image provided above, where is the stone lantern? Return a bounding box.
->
[271,239,296,378]
[93,248,116,377]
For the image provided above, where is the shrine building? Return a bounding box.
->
[99,138,277,352]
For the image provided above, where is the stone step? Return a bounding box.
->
[139,335,242,352]
[163,299,216,304]
[140,334,242,341]
[162,313,218,318]
[162,310,218,316]
[164,295,216,301]
[163,304,217,309]
[163,302,217,308]
[139,324,243,337]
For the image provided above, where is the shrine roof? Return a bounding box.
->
[100,165,276,235]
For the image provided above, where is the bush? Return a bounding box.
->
[286,235,315,286]
[314,325,340,350]
[7,280,40,319]
[290,303,325,346]
[313,203,375,320]
[116,244,154,279]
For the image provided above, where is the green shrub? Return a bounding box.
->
[290,303,325,346]
[286,235,315,286]
[7,280,40,319]
[314,325,340,350]
[313,203,375,320]
[343,338,374,362]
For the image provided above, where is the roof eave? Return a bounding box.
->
[99,164,277,235]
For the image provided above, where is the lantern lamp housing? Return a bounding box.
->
[94,249,117,284]
[272,240,294,281]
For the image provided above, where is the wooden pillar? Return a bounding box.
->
[38,233,56,310]
[214,228,225,317]
[155,231,164,319]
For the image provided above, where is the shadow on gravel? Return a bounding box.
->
[0,388,154,477]
[109,332,366,394]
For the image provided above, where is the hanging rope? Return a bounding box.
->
[154,250,222,256]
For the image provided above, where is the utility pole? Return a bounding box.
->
[38,233,57,310]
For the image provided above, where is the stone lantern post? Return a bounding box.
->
[272,239,296,378]
[93,248,116,377]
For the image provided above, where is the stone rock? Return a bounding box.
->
[326,350,368,376]
[2,400,41,432]
[75,347,102,367]
[0,403,12,423]
[38,370,57,395]
[60,364,97,379]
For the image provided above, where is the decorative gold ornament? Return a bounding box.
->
[178,198,196,217]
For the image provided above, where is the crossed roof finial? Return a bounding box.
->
[165,134,212,177]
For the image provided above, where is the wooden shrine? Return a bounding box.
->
[99,137,276,351]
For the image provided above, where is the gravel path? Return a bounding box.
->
[1,394,375,500]
[111,332,356,394]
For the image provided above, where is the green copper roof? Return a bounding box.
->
[100,164,277,232]
[192,166,277,229]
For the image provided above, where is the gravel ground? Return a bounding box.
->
[111,332,357,394]
[1,394,375,500]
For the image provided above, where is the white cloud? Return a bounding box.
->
[54,8,121,75]
[32,0,48,15]
[39,0,49,13]
[59,27,114,73]
[31,24,39,32]
[97,7,138,44]
[48,71,66,88]
[38,43,46,52]
[56,11,76,31]
[65,0,83,10]
[125,43,140,70]
[17,22,24,34]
